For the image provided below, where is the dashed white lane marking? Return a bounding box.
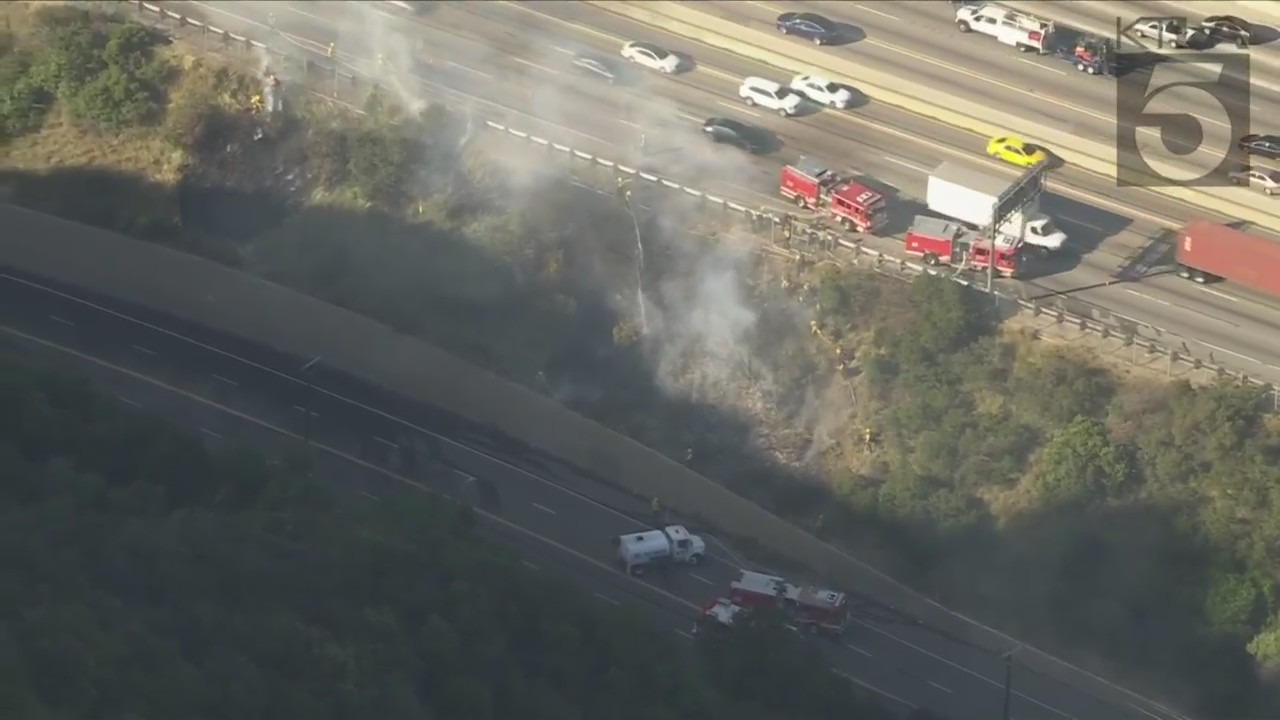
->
[374,436,399,449]
[360,491,380,500]
[593,592,621,606]
[718,100,761,118]
[117,396,141,408]
[49,315,75,326]
[690,573,714,584]
[132,344,157,355]
[447,61,494,79]
[512,56,560,75]
[212,373,238,386]
[882,155,930,173]
[521,560,539,570]
[846,643,873,657]
[201,428,223,439]
[854,3,900,20]
[532,502,558,515]
[928,680,953,694]
[676,629,695,639]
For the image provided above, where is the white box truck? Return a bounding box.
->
[614,525,706,575]
[926,161,1067,251]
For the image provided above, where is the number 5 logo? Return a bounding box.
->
[1116,56,1249,188]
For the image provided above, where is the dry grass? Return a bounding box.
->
[6,110,190,184]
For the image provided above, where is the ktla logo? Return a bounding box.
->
[1115,16,1250,188]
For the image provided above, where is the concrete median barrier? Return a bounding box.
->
[590,1,1280,232]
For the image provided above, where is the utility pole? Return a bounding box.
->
[1001,643,1022,720]
[986,163,1047,294]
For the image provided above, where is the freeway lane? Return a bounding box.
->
[0,269,1183,720]
[159,0,1280,383]
[719,0,1278,186]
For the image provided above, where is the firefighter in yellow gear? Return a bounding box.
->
[863,426,875,450]
[326,42,335,58]
[249,94,264,113]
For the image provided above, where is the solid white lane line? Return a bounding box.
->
[1018,57,1067,75]
[853,620,1075,719]
[832,670,918,709]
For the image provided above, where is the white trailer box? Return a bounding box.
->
[615,525,705,575]
[926,161,1066,251]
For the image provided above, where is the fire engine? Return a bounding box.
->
[727,570,849,636]
[903,215,1022,278]
[779,158,888,234]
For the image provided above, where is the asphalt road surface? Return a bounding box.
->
[160,0,1280,387]
[0,268,1196,720]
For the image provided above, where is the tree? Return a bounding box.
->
[1032,416,1136,506]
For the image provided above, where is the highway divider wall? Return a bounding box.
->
[588,1,1280,233]
[9,4,1270,710]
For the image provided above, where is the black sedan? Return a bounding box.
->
[702,117,769,154]
[776,12,839,45]
[571,54,618,84]
[1201,15,1253,48]
[1239,134,1280,160]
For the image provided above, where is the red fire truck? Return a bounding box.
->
[727,570,849,636]
[903,214,1022,278]
[780,158,888,234]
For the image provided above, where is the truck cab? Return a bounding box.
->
[779,158,888,234]
[615,525,706,575]
[955,4,1053,53]
[905,215,1022,277]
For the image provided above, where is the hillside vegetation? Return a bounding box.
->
[0,357,915,720]
[4,4,1280,717]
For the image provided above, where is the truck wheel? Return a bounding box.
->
[924,253,940,266]
[688,554,702,566]
[841,217,854,231]
[957,20,971,32]
[793,195,808,209]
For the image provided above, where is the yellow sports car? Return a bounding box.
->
[986,135,1048,167]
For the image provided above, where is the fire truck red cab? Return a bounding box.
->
[904,215,1021,278]
[780,158,888,234]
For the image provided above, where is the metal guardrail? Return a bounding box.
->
[111,0,1279,408]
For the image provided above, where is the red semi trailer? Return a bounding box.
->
[1175,219,1280,298]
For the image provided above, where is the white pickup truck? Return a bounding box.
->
[955,3,1053,53]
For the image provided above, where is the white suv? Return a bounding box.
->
[738,77,802,116]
